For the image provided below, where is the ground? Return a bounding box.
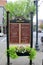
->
[0,32,43,65]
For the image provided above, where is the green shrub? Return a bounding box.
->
[7,46,18,59]
[6,46,36,60]
[25,46,31,52]
[16,46,25,53]
[28,48,36,60]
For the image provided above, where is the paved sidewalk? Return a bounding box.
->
[0,51,43,65]
[0,42,43,65]
[10,51,43,65]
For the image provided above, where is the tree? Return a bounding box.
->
[5,0,35,20]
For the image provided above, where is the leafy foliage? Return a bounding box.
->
[28,48,36,60]
[25,46,31,52]
[16,46,25,53]
[6,46,36,60]
[7,46,18,59]
[5,0,35,19]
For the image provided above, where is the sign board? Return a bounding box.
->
[21,24,31,43]
[9,19,31,44]
[9,23,19,43]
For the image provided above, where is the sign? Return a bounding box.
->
[9,23,19,43]
[21,24,31,43]
[9,21,31,44]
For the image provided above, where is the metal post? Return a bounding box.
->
[7,11,10,65]
[42,59,43,65]
[30,12,33,48]
[34,0,40,51]
[30,12,33,65]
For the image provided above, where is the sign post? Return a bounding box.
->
[30,12,33,65]
[7,11,10,65]
[6,11,33,65]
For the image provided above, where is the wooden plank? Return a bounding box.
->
[9,23,19,43]
[19,24,21,44]
[21,23,31,44]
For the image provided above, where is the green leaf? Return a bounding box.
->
[4,0,36,20]
[28,48,36,60]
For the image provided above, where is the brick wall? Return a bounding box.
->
[0,0,7,6]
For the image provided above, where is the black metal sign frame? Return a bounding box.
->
[6,11,33,65]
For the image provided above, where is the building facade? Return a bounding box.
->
[0,0,7,33]
[0,0,7,6]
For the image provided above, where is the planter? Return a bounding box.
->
[16,52,30,56]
